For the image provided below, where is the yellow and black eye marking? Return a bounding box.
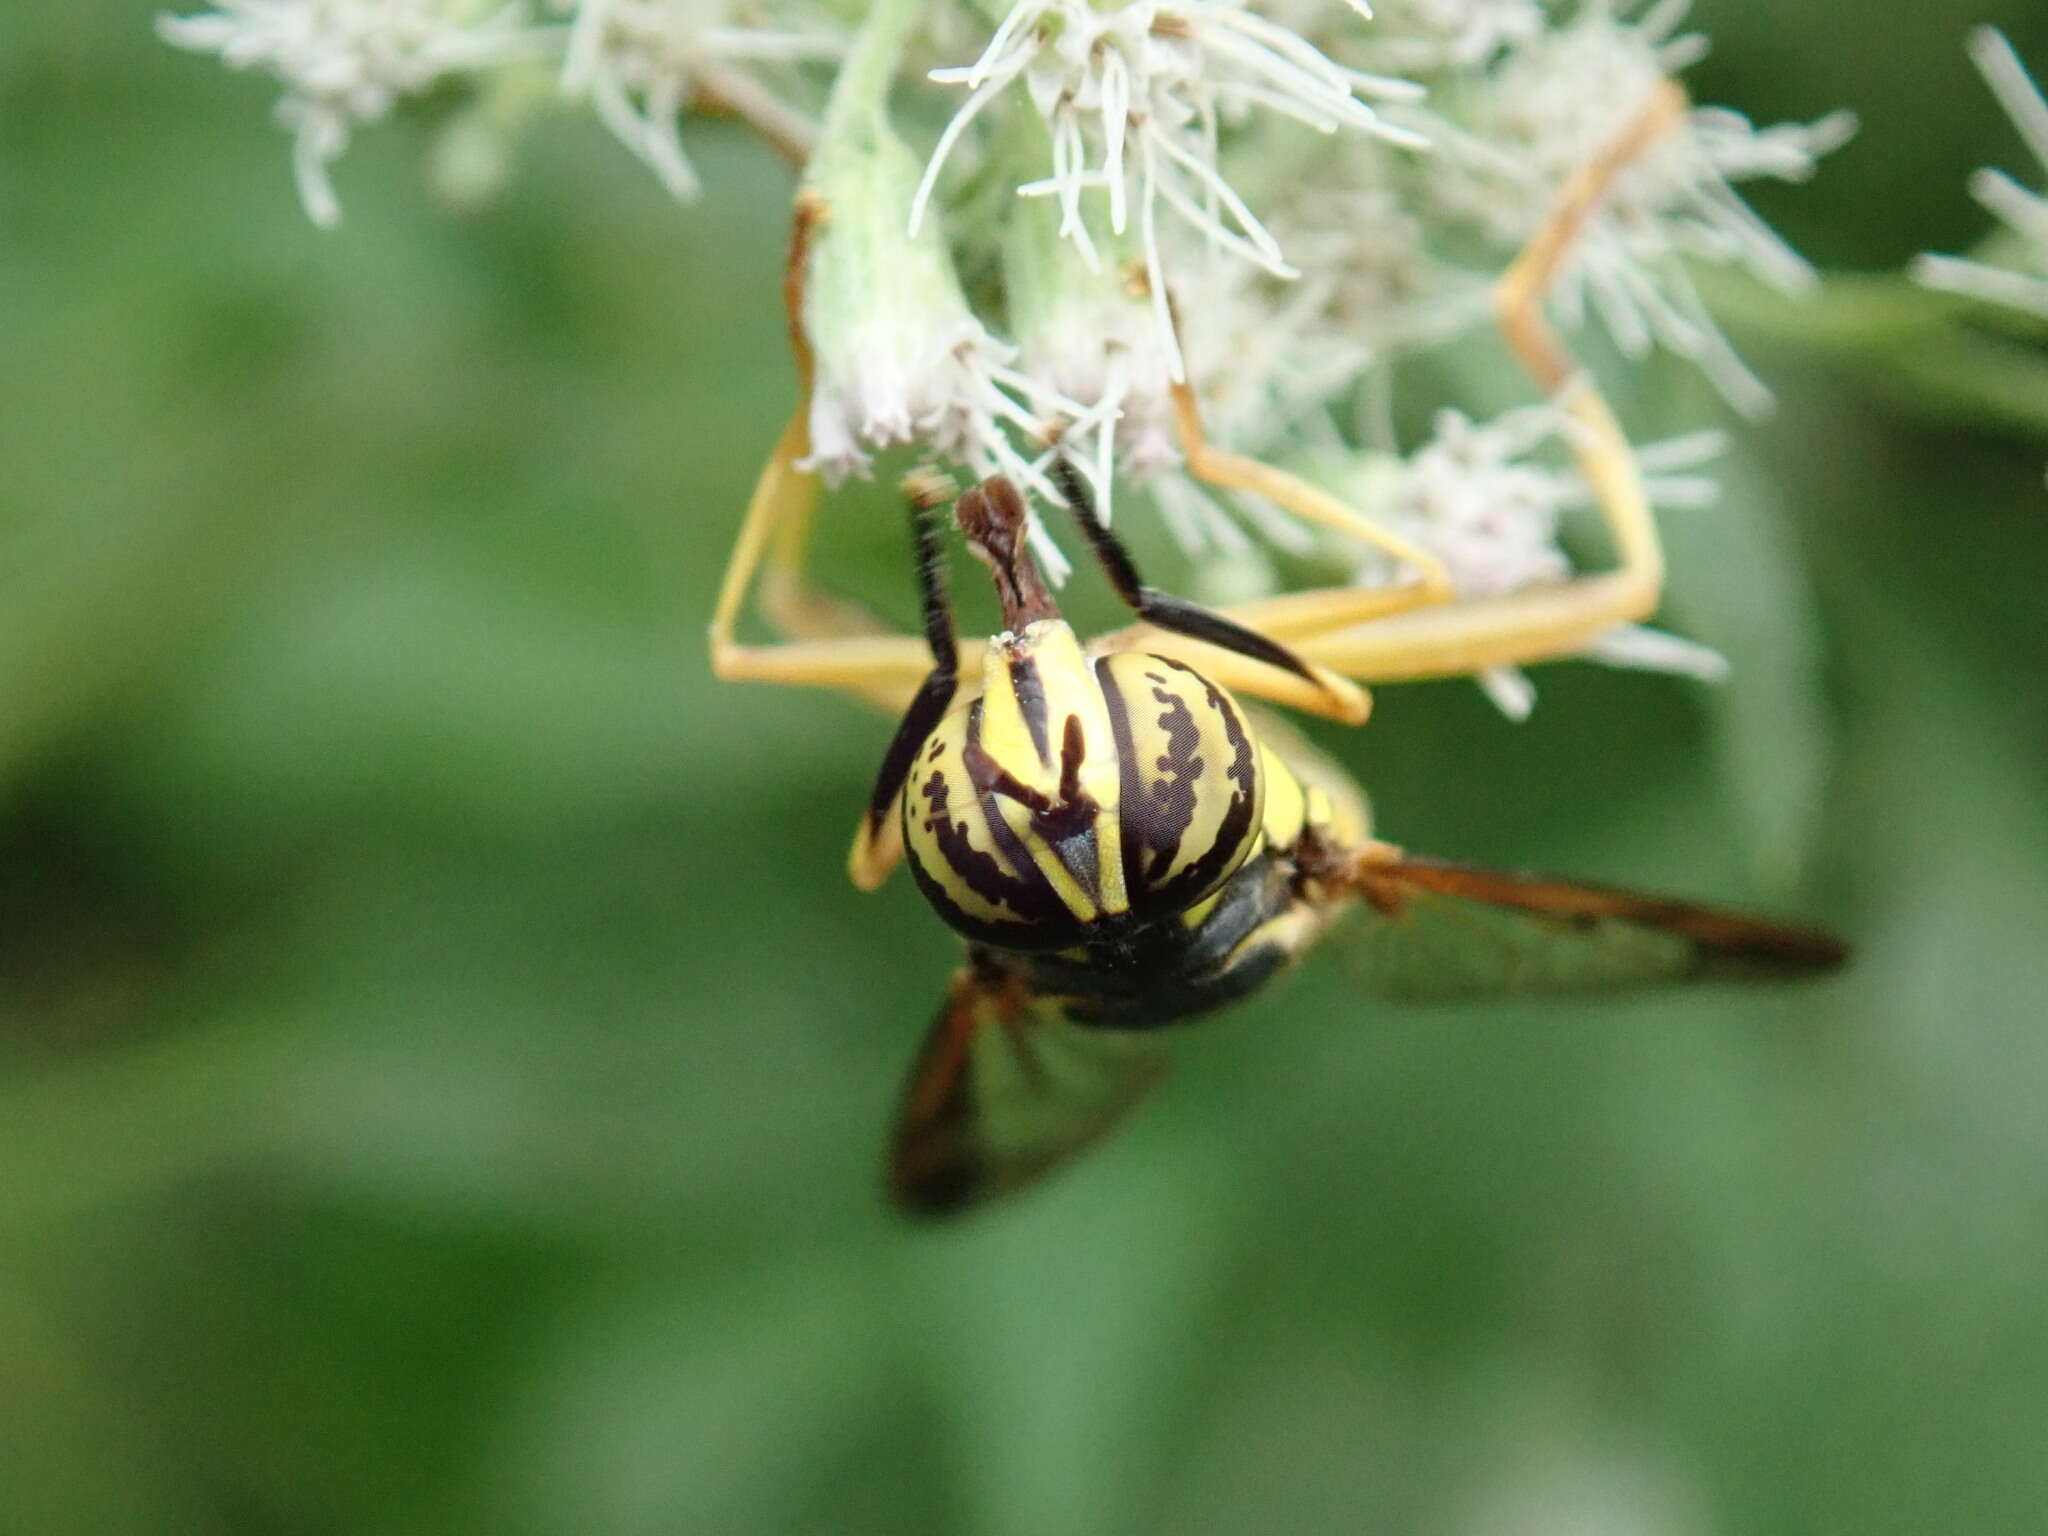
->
[850,465,1849,1218]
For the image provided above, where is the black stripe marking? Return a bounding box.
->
[1138,672,1204,885]
[1095,658,1147,907]
[1153,660,1259,909]
[1041,715,1104,896]
[962,712,1099,847]
[915,705,1066,930]
[868,669,957,831]
[975,706,1104,936]
[1058,714,1086,804]
[963,738,1059,818]
[983,808,1071,928]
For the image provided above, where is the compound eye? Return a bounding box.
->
[899,698,1094,950]
[1095,652,1265,914]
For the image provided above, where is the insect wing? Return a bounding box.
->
[1342,854,1848,1003]
[888,969,1170,1217]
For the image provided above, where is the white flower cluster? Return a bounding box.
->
[1912,28,2048,323]
[158,0,840,224]
[1365,0,1857,417]
[911,0,1423,376]
[1346,404,1730,716]
[559,0,841,200]
[158,0,544,227]
[161,0,1854,711]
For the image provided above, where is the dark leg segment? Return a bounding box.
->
[860,475,963,842]
[1045,457,1321,687]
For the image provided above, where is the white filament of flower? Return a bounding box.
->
[157,0,545,227]
[1423,0,1854,416]
[556,0,840,202]
[1355,404,1729,718]
[1352,0,1546,70]
[803,312,1091,581]
[156,0,844,222]
[1912,28,2048,322]
[910,1,1425,380]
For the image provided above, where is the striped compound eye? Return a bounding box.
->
[901,628,1266,951]
[1094,651,1266,916]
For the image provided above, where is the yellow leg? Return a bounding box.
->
[1098,182,1680,717]
[1170,381,1457,610]
[1104,82,1687,693]
[1087,377,1458,696]
[709,412,979,891]
[710,200,987,894]
[709,192,945,713]
[1279,81,1687,683]
[1088,625,1371,724]
[707,407,942,714]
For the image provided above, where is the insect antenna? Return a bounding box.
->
[1044,456,1319,685]
[859,472,962,843]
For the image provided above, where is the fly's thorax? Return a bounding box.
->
[903,622,1267,951]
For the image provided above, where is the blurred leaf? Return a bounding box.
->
[483,1264,912,1536]
[899,1137,1253,1536]
[1660,444,1834,890]
[1704,270,2048,441]
[0,1283,215,1536]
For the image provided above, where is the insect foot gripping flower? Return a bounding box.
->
[1912,29,2048,324]
[1340,403,1729,719]
[157,0,546,228]
[1416,0,1856,418]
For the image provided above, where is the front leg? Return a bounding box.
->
[708,406,941,714]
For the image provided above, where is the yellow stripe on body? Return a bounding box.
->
[977,620,1131,923]
[1222,899,1328,977]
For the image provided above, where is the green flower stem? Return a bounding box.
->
[814,0,924,160]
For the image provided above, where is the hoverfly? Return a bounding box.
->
[706,81,1846,1216]
[850,464,1845,1216]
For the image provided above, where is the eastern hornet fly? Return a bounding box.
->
[706,80,1847,1216]
[849,466,1845,1217]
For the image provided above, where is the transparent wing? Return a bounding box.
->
[888,968,1171,1217]
[1340,854,1849,1003]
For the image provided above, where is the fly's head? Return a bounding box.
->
[902,477,1268,951]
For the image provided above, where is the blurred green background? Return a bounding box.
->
[4,4,2048,1533]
